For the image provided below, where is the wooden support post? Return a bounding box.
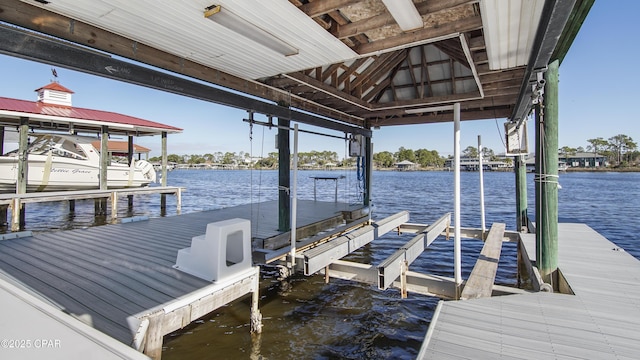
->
[16,118,29,230]
[127,135,134,210]
[536,60,560,287]
[143,312,164,360]
[250,271,262,334]
[69,200,75,213]
[324,265,330,283]
[400,260,408,299]
[277,118,290,232]
[175,187,182,214]
[0,126,6,226]
[161,131,168,213]
[515,155,528,231]
[110,192,118,223]
[11,198,21,232]
[96,126,109,215]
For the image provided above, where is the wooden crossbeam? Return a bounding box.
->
[460,223,506,300]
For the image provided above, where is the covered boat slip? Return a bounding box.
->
[419,223,640,360]
[0,199,365,358]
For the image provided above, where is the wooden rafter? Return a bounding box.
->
[298,0,362,18]
[356,16,483,54]
[285,72,371,109]
[333,0,476,39]
[359,51,408,96]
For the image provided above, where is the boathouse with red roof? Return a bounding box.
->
[0,81,182,197]
[0,82,182,137]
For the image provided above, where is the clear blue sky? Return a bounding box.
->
[0,1,636,158]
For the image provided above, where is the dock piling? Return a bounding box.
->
[536,60,559,287]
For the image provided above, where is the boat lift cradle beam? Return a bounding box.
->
[377,213,451,291]
[302,211,410,276]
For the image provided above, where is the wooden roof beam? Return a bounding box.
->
[359,50,408,95]
[284,72,372,110]
[334,0,477,39]
[479,68,526,84]
[349,52,397,89]
[353,93,516,118]
[298,0,362,18]
[356,15,483,55]
[320,63,344,83]
[369,108,512,126]
[336,58,369,88]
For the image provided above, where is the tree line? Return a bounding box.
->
[149,133,639,169]
[561,134,639,167]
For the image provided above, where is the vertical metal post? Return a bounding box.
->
[364,132,373,208]
[537,60,559,286]
[515,155,528,231]
[290,124,299,269]
[453,103,462,298]
[278,118,291,232]
[478,135,486,237]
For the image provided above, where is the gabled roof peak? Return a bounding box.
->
[35,82,75,94]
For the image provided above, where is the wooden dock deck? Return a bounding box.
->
[0,199,362,359]
[418,223,640,359]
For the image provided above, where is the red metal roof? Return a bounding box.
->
[35,82,75,94]
[0,96,182,132]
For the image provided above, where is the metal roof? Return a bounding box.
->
[0,0,593,130]
[0,96,182,136]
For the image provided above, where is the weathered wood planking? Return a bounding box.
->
[460,222,505,300]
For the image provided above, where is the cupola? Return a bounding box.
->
[35,82,74,107]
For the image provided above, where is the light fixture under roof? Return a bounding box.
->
[381,0,423,31]
[204,5,299,57]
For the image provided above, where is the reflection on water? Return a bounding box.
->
[3,170,639,359]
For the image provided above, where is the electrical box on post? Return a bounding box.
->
[349,134,364,157]
[505,120,528,156]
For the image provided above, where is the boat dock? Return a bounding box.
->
[0,199,364,359]
[0,186,184,231]
[418,223,640,359]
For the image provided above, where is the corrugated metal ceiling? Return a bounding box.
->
[23,0,358,79]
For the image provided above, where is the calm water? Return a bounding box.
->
[4,170,640,359]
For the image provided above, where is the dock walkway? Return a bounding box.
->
[419,223,640,359]
[0,200,360,358]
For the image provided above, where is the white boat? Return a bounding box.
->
[0,133,156,193]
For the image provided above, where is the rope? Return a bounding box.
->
[534,173,559,184]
